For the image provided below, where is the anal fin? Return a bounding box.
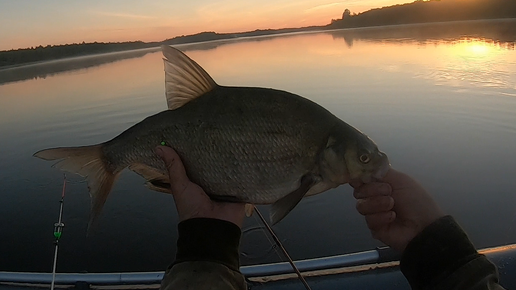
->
[270,174,317,225]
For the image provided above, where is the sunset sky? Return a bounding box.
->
[0,0,415,51]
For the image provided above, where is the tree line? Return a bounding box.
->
[329,0,516,29]
[0,41,158,68]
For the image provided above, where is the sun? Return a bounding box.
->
[452,38,500,59]
[468,43,491,56]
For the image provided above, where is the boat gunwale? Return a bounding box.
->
[0,244,514,286]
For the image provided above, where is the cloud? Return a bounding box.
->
[305,2,345,13]
[92,11,156,20]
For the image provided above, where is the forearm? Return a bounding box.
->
[401,216,504,290]
[160,218,246,290]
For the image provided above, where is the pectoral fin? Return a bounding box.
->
[129,163,171,193]
[270,174,317,225]
[145,180,171,193]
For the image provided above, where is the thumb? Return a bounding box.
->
[155,146,190,196]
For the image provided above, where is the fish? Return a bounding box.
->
[34,45,390,228]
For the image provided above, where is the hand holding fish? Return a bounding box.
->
[352,168,444,252]
[155,146,246,228]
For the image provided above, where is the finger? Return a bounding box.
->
[356,196,394,215]
[353,182,391,199]
[379,167,400,182]
[365,211,396,230]
[155,146,190,196]
[349,180,363,189]
[380,168,415,186]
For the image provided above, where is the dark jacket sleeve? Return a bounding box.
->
[160,218,246,290]
[400,215,505,290]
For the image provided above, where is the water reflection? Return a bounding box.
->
[0,48,159,86]
[327,21,516,92]
[418,41,515,90]
[329,19,516,48]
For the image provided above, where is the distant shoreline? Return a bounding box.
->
[0,47,161,71]
[2,0,515,69]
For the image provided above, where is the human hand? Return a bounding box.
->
[155,146,246,228]
[352,168,444,252]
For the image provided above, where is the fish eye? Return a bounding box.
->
[359,154,370,164]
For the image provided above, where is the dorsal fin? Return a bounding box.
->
[162,45,217,110]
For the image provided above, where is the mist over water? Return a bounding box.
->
[1,20,515,273]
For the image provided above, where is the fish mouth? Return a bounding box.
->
[372,151,391,180]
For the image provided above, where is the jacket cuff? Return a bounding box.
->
[400,215,479,289]
[175,218,242,272]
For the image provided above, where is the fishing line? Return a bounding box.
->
[241,224,283,260]
[50,174,66,290]
[253,206,312,290]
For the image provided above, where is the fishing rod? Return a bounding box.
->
[50,174,66,290]
[253,206,312,290]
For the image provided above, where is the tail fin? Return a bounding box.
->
[34,145,120,230]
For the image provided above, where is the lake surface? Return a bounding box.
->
[1,19,515,273]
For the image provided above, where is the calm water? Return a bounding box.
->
[1,20,516,273]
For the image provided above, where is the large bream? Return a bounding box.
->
[35,46,390,228]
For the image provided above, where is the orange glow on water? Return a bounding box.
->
[449,39,502,58]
